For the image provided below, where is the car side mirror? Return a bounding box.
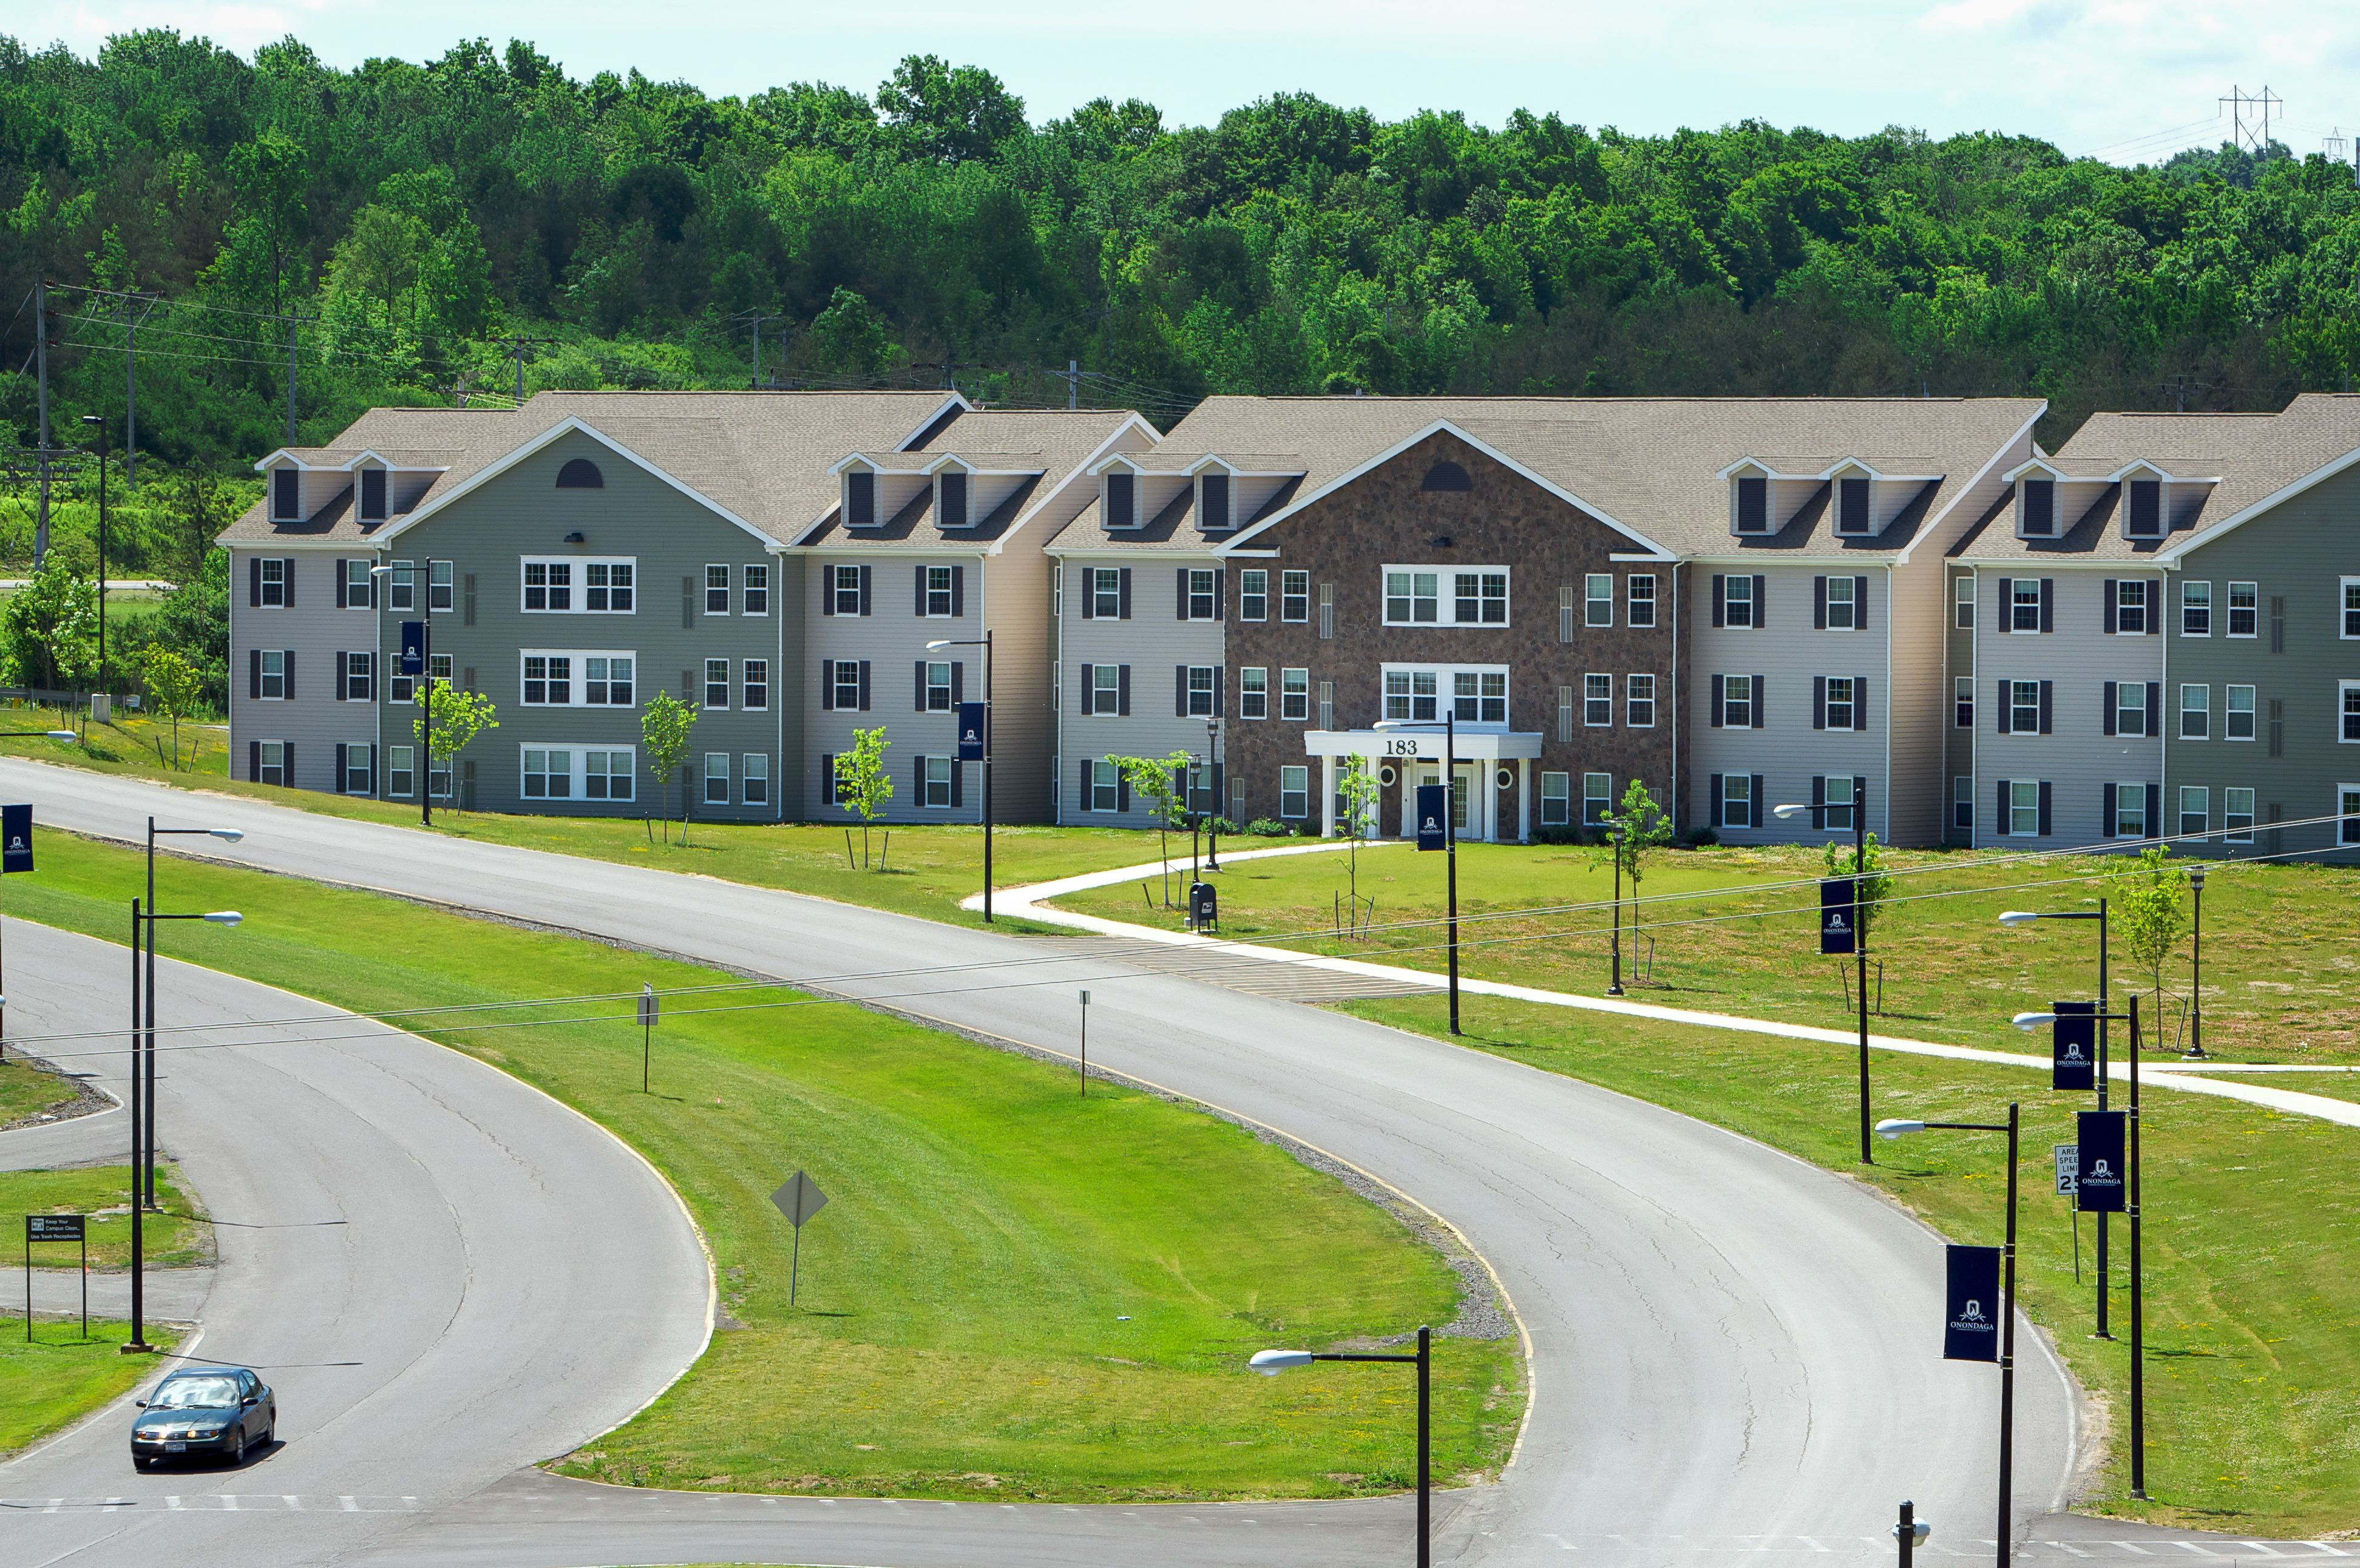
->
[134,1400,147,1408]
[242,1395,258,1407]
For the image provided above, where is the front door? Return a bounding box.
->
[1403,763,1482,841]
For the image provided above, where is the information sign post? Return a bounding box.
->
[24,1212,87,1342]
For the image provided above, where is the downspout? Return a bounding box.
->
[772,543,787,824]
[1670,560,1682,831]
[1883,562,1895,846]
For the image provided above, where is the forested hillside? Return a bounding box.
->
[8,28,2360,496]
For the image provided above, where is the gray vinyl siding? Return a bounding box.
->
[227,547,384,794]
[2165,462,2360,862]
[1975,567,2163,848]
[1053,550,1225,826]
[1687,564,1888,845]
[804,549,989,825]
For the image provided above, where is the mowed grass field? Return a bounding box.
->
[0,1053,87,1126]
[0,1322,181,1456]
[0,1165,208,1269]
[1055,839,2360,1063]
[1340,990,2360,1537]
[0,828,1521,1501]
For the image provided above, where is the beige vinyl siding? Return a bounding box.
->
[984,546,1054,823]
[1885,559,1945,847]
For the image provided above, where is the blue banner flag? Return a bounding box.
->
[2051,1000,2097,1092]
[1944,1245,2002,1362]
[399,620,426,677]
[1414,784,1448,850]
[956,701,986,762]
[1819,878,1857,955]
[1,803,29,873]
[2076,1110,2127,1213]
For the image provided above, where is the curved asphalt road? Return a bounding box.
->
[0,761,2078,1568]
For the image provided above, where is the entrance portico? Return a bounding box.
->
[1305,728,1546,844]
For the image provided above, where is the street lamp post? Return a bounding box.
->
[126,897,241,1354]
[1250,1325,1431,1567]
[1205,716,1222,871]
[1876,1104,2021,1568]
[925,632,993,921]
[78,414,109,694]
[140,819,244,1209]
[370,563,435,826]
[1997,902,2112,1338]
[1607,815,1626,997]
[2015,996,2148,1498]
[1777,779,1873,1164]
[2185,867,2208,1059]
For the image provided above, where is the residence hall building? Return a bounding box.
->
[1955,394,2360,860]
[1051,395,2043,847]
[220,389,1128,819]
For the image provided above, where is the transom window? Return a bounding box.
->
[1585,673,1612,726]
[2228,582,2257,637]
[1240,667,1268,719]
[2181,580,2210,635]
[1825,576,1856,630]
[1281,571,1310,623]
[2012,580,2042,632]
[1627,574,1656,627]
[2013,681,2042,733]
[524,558,637,613]
[1585,575,1613,627]
[1826,677,1856,731]
[1092,568,1122,619]
[1627,674,1656,728]
[1239,569,1268,621]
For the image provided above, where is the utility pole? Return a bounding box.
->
[731,309,787,389]
[499,335,558,405]
[35,279,50,567]
[2162,374,2203,413]
[283,310,317,447]
[1053,359,1081,408]
[124,292,156,490]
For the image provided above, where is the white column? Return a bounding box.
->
[1517,757,1531,843]
[1320,754,1337,838]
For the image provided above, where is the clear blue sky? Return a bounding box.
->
[38,0,2355,164]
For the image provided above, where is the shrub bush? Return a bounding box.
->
[1244,817,1294,837]
[1684,826,1720,847]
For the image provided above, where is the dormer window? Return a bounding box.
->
[1201,471,1230,530]
[1106,470,1135,529]
[847,470,876,527]
[1735,476,1768,533]
[938,468,968,528]
[359,467,387,522]
[2019,479,2055,537]
[2127,479,2162,537]
[1836,476,1871,535]
[272,468,299,521]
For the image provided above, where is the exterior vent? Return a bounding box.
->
[1422,461,1473,492]
[555,458,604,488]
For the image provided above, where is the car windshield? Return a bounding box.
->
[149,1376,240,1409]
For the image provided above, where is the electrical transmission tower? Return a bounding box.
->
[2220,86,2284,155]
[498,336,560,404]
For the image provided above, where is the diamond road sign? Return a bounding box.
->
[770,1170,829,1229]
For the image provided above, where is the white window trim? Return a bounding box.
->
[1626,673,1656,728]
[2226,683,2257,741]
[1584,574,1614,629]
[705,564,731,617]
[2344,578,2360,640]
[2114,677,2147,737]
[704,751,732,804]
[1239,666,1269,720]
[1825,675,1860,732]
[2344,785,2360,847]
[2179,580,2211,637]
[1280,570,1311,624]
[1380,662,1511,728]
[705,658,733,712]
[521,555,639,614]
[1627,573,1656,628]
[520,744,638,802]
[2009,581,2043,634]
[1280,668,1311,723]
[2113,780,2147,839]
[1381,563,1512,628]
[2341,680,2360,744]
[744,563,770,616]
[2179,683,2209,740]
[520,650,639,707]
[1584,672,1613,728]
[2227,581,2259,638]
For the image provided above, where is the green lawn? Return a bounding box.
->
[1057,840,2360,1063]
[1338,990,2360,1538]
[0,1321,181,1456]
[0,1166,208,1270]
[1,828,1520,1502]
[0,1053,86,1126]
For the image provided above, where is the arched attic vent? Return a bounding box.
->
[556,458,605,488]
[1422,461,1473,492]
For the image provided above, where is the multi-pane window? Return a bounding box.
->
[2227,684,2256,740]
[1723,575,1755,627]
[2116,579,2148,634]
[1585,574,1613,627]
[1540,771,1571,826]
[429,560,454,611]
[924,662,953,711]
[523,749,573,798]
[585,562,634,612]
[1091,664,1121,713]
[2012,681,2042,734]
[2114,782,2146,839]
[1187,570,1218,621]
[1281,570,1310,623]
[343,651,373,700]
[1584,674,1612,726]
[927,566,955,617]
[257,741,285,786]
[743,660,768,710]
[387,745,415,798]
[1826,677,1856,731]
[2343,681,2360,742]
[1823,773,1856,832]
[1955,676,1973,728]
[1386,570,1440,624]
[1955,775,1973,831]
[2012,580,2042,631]
[1627,575,1656,628]
[1091,568,1122,619]
[523,656,572,705]
[1955,575,1975,629]
[2225,787,2256,842]
[1722,675,1754,729]
[742,754,769,805]
[2115,681,2146,737]
[1240,667,1268,719]
[830,565,864,615]
[1386,671,1439,721]
[707,753,733,804]
[1279,766,1309,819]
[1627,674,1656,728]
[1825,576,1857,630]
[923,757,954,808]
[1239,569,1268,621]
[1455,571,1509,624]
[1449,672,1501,723]
[388,560,416,611]
[344,746,373,794]
[1185,666,1216,717]
[2181,581,2210,635]
[1281,669,1310,721]
[585,750,634,801]
[833,661,863,711]
[2346,788,2360,847]
[259,651,287,699]
[1582,773,1612,825]
[707,566,731,614]
[2009,779,2041,836]
[2179,786,2208,840]
[344,559,373,607]
[259,557,287,606]
[1091,759,1121,813]
[524,561,571,611]
[1723,773,1754,830]
[2228,582,2257,637]
[2180,684,2209,739]
[584,657,634,706]
[744,565,768,615]
[2345,579,2360,638]
[705,659,731,709]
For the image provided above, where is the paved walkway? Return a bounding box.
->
[977,847,2360,1130]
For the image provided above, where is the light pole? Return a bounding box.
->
[2015,996,2148,1498]
[1250,1325,1431,1567]
[925,632,993,921]
[1205,715,1222,871]
[1777,779,1873,1163]
[1606,814,1626,996]
[126,897,240,1354]
[140,819,244,1210]
[1374,714,1459,1034]
[1997,902,2112,1337]
[78,414,109,694]
[1876,1104,2021,1568]
[370,563,435,825]
[2185,867,2208,1059]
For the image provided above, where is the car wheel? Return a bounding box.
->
[132,1455,151,1471]
[263,1420,276,1449]
[227,1428,245,1466]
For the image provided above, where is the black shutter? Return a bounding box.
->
[1079,663,1094,715]
[2146,783,2161,836]
[249,556,261,607]
[336,743,347,789]
[1117,568,1131,620]
[249,740,259,782]
[1712,575,1726,627]
[856,661,871,712]
[952,758,965,808]
[1117,771,1130,814]
[367,745,378,794]
[1995,678,2010,734]
[2039,578,2053,633]
[1079,759,1093,812]
[1856,676,1870,731]
[916,564,928,617]
[1996,577,2012,630]
[2038,680,2053,735]
[1854,576,1869,628]
[1752,576,1767,627]
[2145,682,2160,736]
[284,650,293,698]
[2038,781,2053,838]
[1813,676,1826,731]
[821,568,835,616]
[1080,569,1095,620]
[1214,666,1226,717]
[1997,779,2010,834]
[858,565,872,617]
[2146,591,2161,636]
[363,656,374,700]
[1215,569,1227,620]
[334,653,347,701]
[1710,774,1724,826]
[281,559,294,607]
[952,564,965,617]
[2103,681,2117,736]
[2103,580,2118,634]
[336,561,348,609]
[283,743,293,783]
[2104,782,2117,836]
[1752,675,1766,729]
[1177,567,1190,621]
[1810,775,1826,831]
[1749,775,1765,830]
[912,755,924,806]
[1814,576,1828,629]
[914,660,927,712]
[1117,664,1131,716]
[249,648,262,699]
[1710,674,1724,728]
[821,754,835,805]
[1175,664,1187,717]
[822,659,835,711]
[948,663,963,704]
